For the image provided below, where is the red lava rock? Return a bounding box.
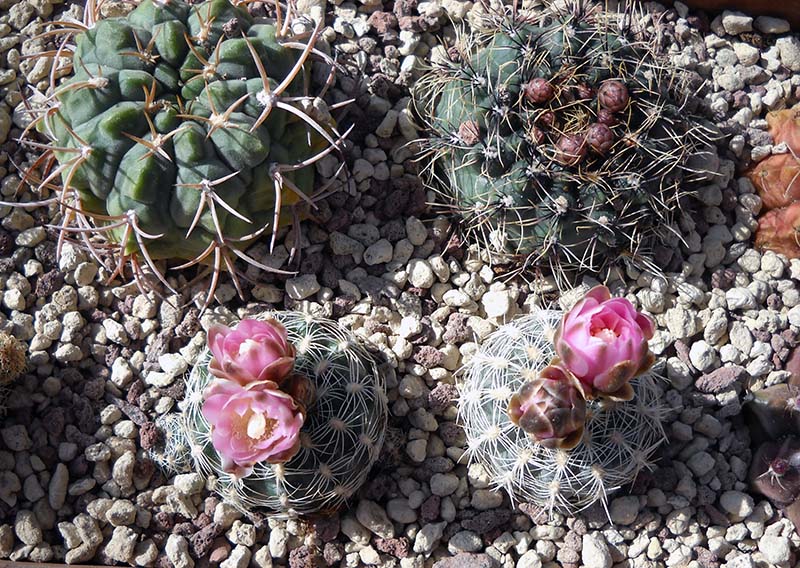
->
[368,11,398,35]
[323,543,343,566]
[460,509,512,534]
[443,313,471,344]
[289,546,320,568]
[420,495,441,523]
[139,422,158,450]
[375,537,410,558]
[414,346,444,368]
[695,365,748,394]
[429,383,458,414]
[189,522,222,558]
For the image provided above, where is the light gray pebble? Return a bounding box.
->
[719,491,754,521]
[430,473,459,496]
[582,532,612,568]
[48,464,68,511]
[755,15,791,34]
[221,545,251,568]
[285,274,320,300]
[166,534,194,568]
[449,530,482,554]
[356,500,394,539]
[363,239,393,265]
[758,535,790,564]
[405,217,427,246]
[14,510,41,546]
[413,521,446,555]
[105,526,138,563]
[386,498,417,524]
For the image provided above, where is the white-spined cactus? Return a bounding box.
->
[459,309,666,514]
[174,312,388,516]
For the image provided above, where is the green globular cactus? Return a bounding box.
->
[24,0,345,305]
[180,312,388,515]
[413,1,716,277]
[459,310,666,514]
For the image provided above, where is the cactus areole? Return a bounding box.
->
[413,2,715,276]
[30,0,344,303]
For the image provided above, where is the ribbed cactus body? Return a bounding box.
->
[181,312,388,515]
[459,310,666,514]
[32,0,339,299]
[415,2,715,274]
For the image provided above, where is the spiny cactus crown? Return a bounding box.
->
[414,1,716,278]
[179,312,388,515]
[22,0,346,307]
[459,309,666,515]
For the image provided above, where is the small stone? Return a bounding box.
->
[726,288,756,310]
[407,259,435,288]
[721,11,753,34]
[430,473,459,496]
[363,239,393,265]
[2,425,31,451]
[609,496,639,525]
[517,550,543,568]
[166,534,195,568]
[413,522,446,555]
[105,526,138,563]
[221,545,251,568]
[285,274,320,300]
[481,290,511,319]
[687,452,716,477]
[15,510,42,546]
[755,15,790,34]
[106,500,137,526]
[48,464,68,510]
[386,498,417,524]
[758,535,790,565]
[356,500,394,539]
[777,36,800,71]
[719,491,754,521]
[689,340,717,372]
[582,533,612,568]
[174,473,204,495]
[448,530,482,554]
[405,217,427,246]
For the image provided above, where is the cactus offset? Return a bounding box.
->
[179,312,388,515]
[459,310,666,514]
[414,0,716,278]
[0,332,27,385]
[19,0,347,307]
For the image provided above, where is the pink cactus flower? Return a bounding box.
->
[202,379,304,478]
[208,318,295,385]
[554,285,655,401]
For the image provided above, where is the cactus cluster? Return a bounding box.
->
[414,1,716,278]
[747,108,800,258]
[0,332,27,386]
[178,312,387,515]
[20,0,346,307]
[459,309,666,514]
[746,380,800,533]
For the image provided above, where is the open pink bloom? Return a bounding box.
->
[208,319,295,385]
[554,286,655,401]
[202,379,304,478]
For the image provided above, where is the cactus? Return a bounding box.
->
[180,312,388,515]
[0,332,27,385]
[459,309,666,514]
[747,108,800,258]
[413,0,716,277]
[149,412,194,474]
[19,0,347,307]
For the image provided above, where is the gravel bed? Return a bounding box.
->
[0,0,800,567]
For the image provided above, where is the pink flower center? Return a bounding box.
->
[232,408,277,445]
[238,339,263,357]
